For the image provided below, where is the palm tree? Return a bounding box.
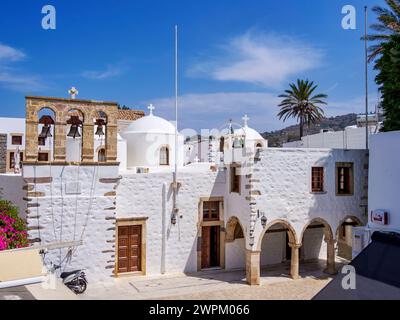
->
[278,79,328,138]
[364,0,400,61]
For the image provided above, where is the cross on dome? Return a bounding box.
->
[148,104,155,115]
[242,114,250,127]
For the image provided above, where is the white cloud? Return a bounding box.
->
[0,43,46,92]
[0,43,25,63]
[146,91,379,133]
[147,92,286,132]
[0,72,46,92]
[189,31,324,88]
[82,65,123,80]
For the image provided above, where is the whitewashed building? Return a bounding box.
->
[283,114,381,149]
[352,130,400,257]
[0,95,368,286]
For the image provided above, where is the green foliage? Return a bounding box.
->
[375,35,400,131]
[363,0,400,61]
[277,79,328,138]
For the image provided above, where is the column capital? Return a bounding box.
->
[245,249,261,254]
[288,242,302,249]
[324,238,337,244]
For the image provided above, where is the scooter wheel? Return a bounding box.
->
[73,279,87,294]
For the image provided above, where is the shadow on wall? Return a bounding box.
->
[254,148,367,274]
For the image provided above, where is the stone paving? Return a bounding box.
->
[21,259,346,300]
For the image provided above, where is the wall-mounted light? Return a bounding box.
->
[261,213,267,228]
[171,213,177,225]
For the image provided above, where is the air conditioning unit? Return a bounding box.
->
[136,167,149,174]
[352,226,372,259]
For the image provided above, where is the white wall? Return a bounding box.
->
[23,164,119,283]
[283,126,377,149]
[225,238,246,270]
[117,169,226,275]
[368,131,400,232]
[250,148,368,250]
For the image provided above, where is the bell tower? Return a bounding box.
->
[24,94,118,164]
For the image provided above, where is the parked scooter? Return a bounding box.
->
[41,249,88,295]
[59,268,88,294]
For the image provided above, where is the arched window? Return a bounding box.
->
[98,148,106,162]
[160,146,169,165]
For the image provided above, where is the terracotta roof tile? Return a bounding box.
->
[117,109,145,121]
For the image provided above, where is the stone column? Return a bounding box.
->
[246,250,260,285]
[25,120,38,161]
[54,122,66,161]
[324,239,337,275]
[289,243,301,280]
[106,124,118,162]
[82,123,94,162]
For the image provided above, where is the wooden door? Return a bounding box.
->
[201,226,220,269]
[201,226,211,269]
[117,225,141,273]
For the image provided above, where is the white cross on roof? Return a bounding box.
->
[148,104,155,115]
[242,114,250,127]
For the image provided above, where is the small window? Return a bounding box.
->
[38,152,49,162]
[203,201,220,221]
[311,167,324,192]
[98,148,106,162]
[230,165,240,193]
[219,137,225,152]
[336,163,354,195]
[38,137,46,146]
[11,135,22,145]
[160,146,169,165]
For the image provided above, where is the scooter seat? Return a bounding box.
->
[60,270,81,279]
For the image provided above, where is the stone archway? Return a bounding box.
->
[336,216,363,260]
[300,218,336,274]
[225,216,246,271]
[245,219,301,285]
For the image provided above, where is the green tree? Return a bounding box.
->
[278,79,328,138]
[375,35,400,131]
[363,0,400,61]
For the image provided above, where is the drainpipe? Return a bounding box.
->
[161,182,167,274]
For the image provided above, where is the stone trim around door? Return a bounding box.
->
[197,196,226,271]
[114,217,147,277]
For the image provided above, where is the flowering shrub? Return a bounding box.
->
[0,200,28,250]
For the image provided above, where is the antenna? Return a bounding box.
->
[364,6,369,149]
[173,24,179,218]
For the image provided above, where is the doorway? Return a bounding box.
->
[201,226,221,269]
[117,225,142,273]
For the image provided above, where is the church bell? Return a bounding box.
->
[67,125,81,139]
[39,124,52,139]
[94,119,106,137]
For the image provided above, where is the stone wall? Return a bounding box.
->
[23,164,119,283]
[25,96,118,163]
[249,148,369,251]
[0,134,7,174]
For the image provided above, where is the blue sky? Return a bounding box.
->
[0,0,382,132]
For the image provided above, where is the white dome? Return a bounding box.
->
[122,114,176,135]
[234,126,264,141]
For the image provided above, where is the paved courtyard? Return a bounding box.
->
[18,259,346,300]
